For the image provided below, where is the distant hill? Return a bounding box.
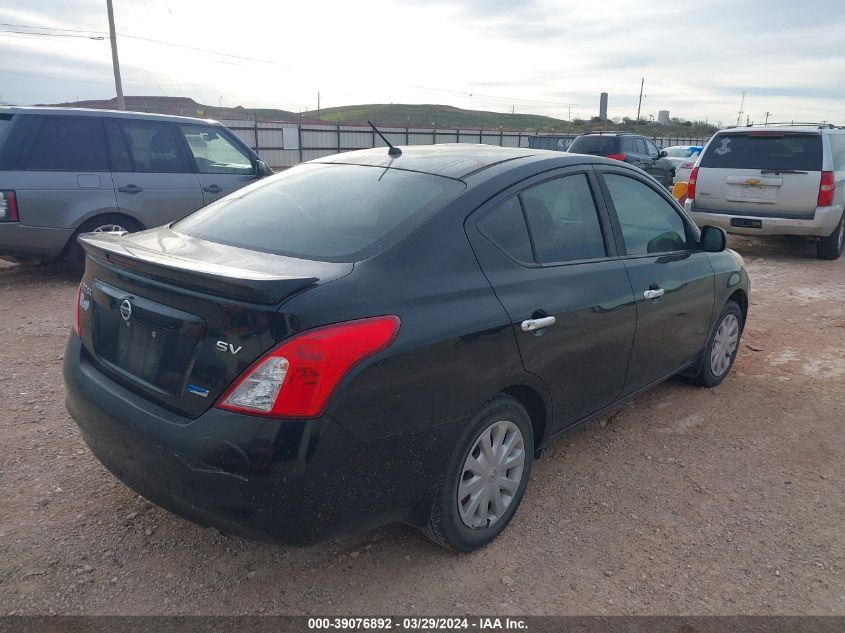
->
[50,96,717,136]
[303,103,571,132]
[48,96,302,123]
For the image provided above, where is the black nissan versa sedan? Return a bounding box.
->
[64,144,749,551]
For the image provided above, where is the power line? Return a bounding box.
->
[0,29,104,40]
[0,21,284,65]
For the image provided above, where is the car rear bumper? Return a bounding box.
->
[63,335,450,545]
[685,202,844,237]
[0,223,74,260]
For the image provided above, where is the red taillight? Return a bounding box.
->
[818,171,835,207]
[217,315,401,418]
[0,190,18,222]
[606,153,626,161]
[687,167,700,200]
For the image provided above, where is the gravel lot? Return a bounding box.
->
[0,236,843,616]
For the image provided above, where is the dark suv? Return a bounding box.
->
[569,132,675,187]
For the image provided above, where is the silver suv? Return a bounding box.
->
[684,123,845,259]
[0,107,271,272]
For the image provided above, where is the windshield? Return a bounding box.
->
[700,133,822,171]
[175,163,465,262]
[568,135,620,155]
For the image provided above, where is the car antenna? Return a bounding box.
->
[368,120,402,157]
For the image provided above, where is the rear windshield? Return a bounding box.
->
[700,133,823,171]
[175,163,465,262]
[0,114,13,153]
[568,135,620,154]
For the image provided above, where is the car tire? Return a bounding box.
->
[693,300,743,388]
[423,395,534,552]
[816,212,844,260]
[67,215,143,276]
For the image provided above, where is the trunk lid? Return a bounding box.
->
[694,131,823,216]
[77,227,353,417]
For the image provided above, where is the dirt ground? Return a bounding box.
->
[0,235,843,616]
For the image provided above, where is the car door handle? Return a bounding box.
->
[521,316,556,332]
[118,184,142,194]
[643,288,665,300]
[203,184,223,194]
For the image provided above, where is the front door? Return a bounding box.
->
[466,168,637,431]
[176,123,259,205]
[596,167,715,393]
[104,119,204,229]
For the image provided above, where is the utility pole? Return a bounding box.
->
[635,77,644,125]
[106,0,125,110]
[764,111,771,124]
[736,91,745,126]
[317,91,321,120]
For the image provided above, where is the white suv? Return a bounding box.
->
[685,124,845,259]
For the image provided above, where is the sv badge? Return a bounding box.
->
[215,341,243,355]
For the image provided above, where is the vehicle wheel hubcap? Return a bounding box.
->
[710,313,739,377]
[92,224,128,234]
[457,419,525,529]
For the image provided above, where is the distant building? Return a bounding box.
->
[599,93,608,122]
[658,110,670,125]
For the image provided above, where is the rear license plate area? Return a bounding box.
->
[90,281,205,395]
[730,218,763,229]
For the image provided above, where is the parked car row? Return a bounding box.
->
[0,106,272,272]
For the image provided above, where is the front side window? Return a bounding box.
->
[645,139,660,158]
[604,174,688,255]
[25,116,108,171]
[113,120,186,173]
[520,174,607,263]
[477,197,533,262]
[634,138,648,155]
[180,125,253,174]
[176,163,464,262]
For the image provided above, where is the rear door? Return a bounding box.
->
[3,114,117,231]
[693,131,823,217]
[176,123,259,205]
[105,118,204,228]
[466,167,637,431]
[596,167,715,393]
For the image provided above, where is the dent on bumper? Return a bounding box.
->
[63,335,446,545]
[685,203,844,237]
[0,223,74,259]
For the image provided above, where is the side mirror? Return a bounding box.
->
[659,149,668,158]
[255,160,273,178]
[700,225,727,252]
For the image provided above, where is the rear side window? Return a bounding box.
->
[175,163,465,262]
[828,134,845,171]
[700,133,823,171]
[569,135,620,155]
[112,120,187,173]
[478,197,533,262]
[520,174,607,263]
[25,116,108,171]
[604,174,688,255]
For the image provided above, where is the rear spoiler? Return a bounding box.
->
[78,233,329,305]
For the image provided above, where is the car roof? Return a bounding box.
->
[313,144,562,179]
[716,124,831,134]
[0,105,223,126]
[577,131,643,137]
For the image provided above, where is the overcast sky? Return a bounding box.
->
[1,0,843,125]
